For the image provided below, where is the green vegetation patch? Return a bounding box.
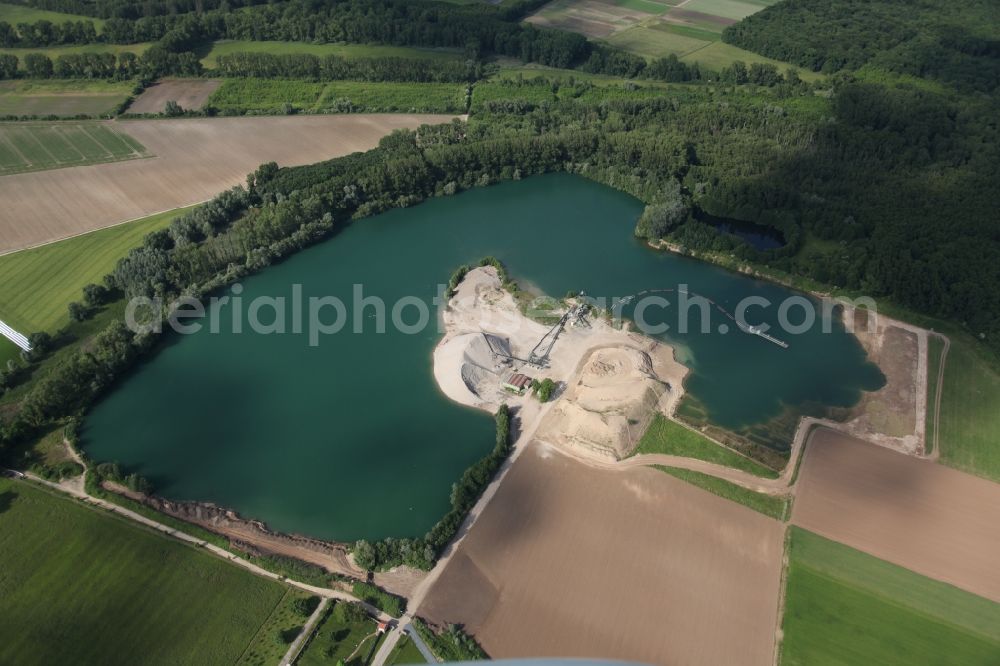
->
[937,339,1000,481]
[208,78,466,114]
[0,477,287,666]
[655,465,788,519]
[351,581,406,617]
[317,81,465,113]
[412,619,487,661]
[781,527,1000,665]
[0,206,188,333]
[0,121,147,176]
[298,601,381,666]
[200,40,462,68]
[0,2,104,29]
[637,413,779,477]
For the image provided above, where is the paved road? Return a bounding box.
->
[402,623,437,663]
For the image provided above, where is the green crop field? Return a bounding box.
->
[0,206,189,333]
[208,78,467,114]
[606,25,708,58]
[937,339,1000,481]
[0,79,134,117]
[0,42,149,66]
[0,477,288,666]
[614,0,670,15]
[655,465,788,519]
[680,41,820,80]
[200,40,463,68]
[0,121,146,175]
[297,601,381,666]
[637,413,779,477]
[680,0,770,20]
[781,528,1000,665]
[0,1,105,29]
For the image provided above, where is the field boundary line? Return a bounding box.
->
[280,596,331,665]
[0,201,208,258]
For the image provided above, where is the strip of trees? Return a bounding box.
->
[0,47,201,79]
[214,52,481,83]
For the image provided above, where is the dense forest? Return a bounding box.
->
[723,0,1000,91]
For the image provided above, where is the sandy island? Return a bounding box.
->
[433,266,688,460]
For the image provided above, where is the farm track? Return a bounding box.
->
[0,114,459,254]
[928,333,950,459]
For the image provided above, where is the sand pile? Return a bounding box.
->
[536,346,672,460]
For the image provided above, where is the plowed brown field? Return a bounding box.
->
[793,428,1000,603]
[420,443,785,665]
[0,114,457,254]
[127,79,222,114]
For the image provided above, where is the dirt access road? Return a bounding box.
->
[0,114,458,254]
[793,428,1000,603]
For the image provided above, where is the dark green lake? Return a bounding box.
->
[82,174,883,541]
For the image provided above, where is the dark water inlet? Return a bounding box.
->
[694,210,786,251]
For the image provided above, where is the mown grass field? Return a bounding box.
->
[0,477,288,666]
[937,338,1000,482]
[637,413,779,477]
[680,41,820,80]
[0,79,134,117]
[781,527,1000,665]
[208,78,467,114]
[606,25,708,58]
[385,635,425,665]
[297,602,381,666]
[0,337,18,365]
[0,1,105,28]
[200,40,463,68]
[655,465,788,519]
[0,206,188,333]
[0,42,149,65]
[681,0,774,21]
[0,121,146,175]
